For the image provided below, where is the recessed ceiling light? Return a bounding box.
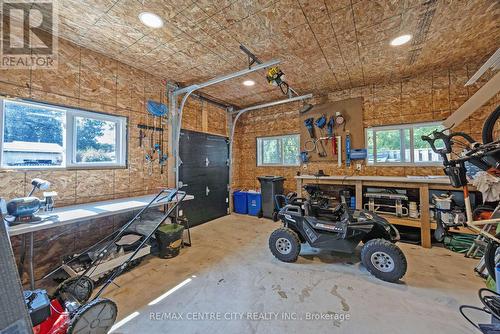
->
[390,34,412,46]
[243,80,255,86]
[139,12,164,29]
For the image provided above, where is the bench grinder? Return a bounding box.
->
[2,178,57,225]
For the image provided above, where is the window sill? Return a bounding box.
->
[1,165,128,171]
[366,163,442,167]
[256,165,300,167]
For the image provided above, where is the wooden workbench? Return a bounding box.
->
[296,175,475,248]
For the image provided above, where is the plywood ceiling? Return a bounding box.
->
[54,0,498,107]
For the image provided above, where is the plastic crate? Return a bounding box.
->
[233,191,248,214]
[247,192,262,216]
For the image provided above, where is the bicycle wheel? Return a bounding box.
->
[482,105,500,144]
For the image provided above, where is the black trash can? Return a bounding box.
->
[155,224,184,258]
[257,176,285,219]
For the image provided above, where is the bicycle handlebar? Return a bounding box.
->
[421,129,481,163]
[422,127,500,168]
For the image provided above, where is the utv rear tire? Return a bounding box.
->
[361,239,407,283]
[269,228,301,263]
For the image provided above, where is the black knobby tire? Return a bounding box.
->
[482,105,500,144]
[67,298,117,334]
[485,232,500,282]
[361,239,407,283]
[269,227,301,263]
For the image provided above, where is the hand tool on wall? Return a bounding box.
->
[139,129,146,147]
[327,116,337,155]
[304,138,327,158]
[300,151,309,163]
[159,153,168,174]
[314,115,327,131]
[337,135,342,167]
[346,131,351,167]
[314,115,327,157]
[304,117,315,138]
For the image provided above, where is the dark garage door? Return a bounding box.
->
[179,129,229,226]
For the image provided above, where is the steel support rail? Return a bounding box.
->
[168,60,281,189]
[227,94,313,212]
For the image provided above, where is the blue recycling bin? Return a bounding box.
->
[247,192,262,216]
[233,191,248,214]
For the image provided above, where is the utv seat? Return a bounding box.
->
[303,201,344,222]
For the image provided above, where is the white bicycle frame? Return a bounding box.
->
[461,184,500,243]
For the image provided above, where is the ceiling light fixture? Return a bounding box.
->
[139,12,164,29]
[390,34,412,46]
[243,80,255,86]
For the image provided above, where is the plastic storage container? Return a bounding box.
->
[247,191,262,216]
[155,224,185,258]
[233,191,248,214]
[257,176,285,218]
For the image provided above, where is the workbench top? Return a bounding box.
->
[8,192,194,236]
[295,174,451,184]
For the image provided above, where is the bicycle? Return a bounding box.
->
[422,105,500,280]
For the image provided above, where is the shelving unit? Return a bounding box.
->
[379,214,437,229]
[296,175,478,248]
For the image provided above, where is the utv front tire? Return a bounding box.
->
[361,239,407,283]
[269,228,301,263]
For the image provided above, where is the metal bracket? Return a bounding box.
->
[240,44,262,66]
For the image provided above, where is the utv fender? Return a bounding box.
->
[361,218,400,243]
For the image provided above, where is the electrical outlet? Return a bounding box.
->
[356,163,362,171]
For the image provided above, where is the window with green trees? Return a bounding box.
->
[257,134,300,166]
[0,99,127,168]
[366,122,443,165]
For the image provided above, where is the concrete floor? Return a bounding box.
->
[104,214,488,334]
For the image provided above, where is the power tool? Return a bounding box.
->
[3,178,57,225]
[304,118,315,138]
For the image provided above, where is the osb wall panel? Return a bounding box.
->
[0,37,226,285]
[233,64,499,193]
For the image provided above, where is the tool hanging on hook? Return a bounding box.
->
[304,118,315,138]
[327,116,336,156]
[313,115,327,157]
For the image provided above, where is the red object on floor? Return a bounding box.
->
[33,299,69,334]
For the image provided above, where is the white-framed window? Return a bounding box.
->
[0,99,127,169]
[257,134,300,166]
[366,121,444,166]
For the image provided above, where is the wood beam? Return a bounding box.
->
[443,71,500,128]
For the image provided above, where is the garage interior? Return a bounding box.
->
[0,1,499,333]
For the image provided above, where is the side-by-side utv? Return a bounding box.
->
[269,193,407,283]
